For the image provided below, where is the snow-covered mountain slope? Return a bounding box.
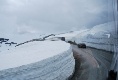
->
[0,38,17,53]
[0,33,48,52]
[0,41,75,80]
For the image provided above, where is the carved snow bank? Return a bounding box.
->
[0,41,75,80]
[75,21,117,52]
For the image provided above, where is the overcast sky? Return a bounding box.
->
[0,0,114,35]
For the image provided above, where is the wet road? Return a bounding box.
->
[71,45,113,80]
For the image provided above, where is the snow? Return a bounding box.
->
[50,21,117,79]
[0,33,48,52]
[53,29,89,42]
[55,30,89,38]
[72,22,118,79]
[0,21,117,79]
[42,21,117,52]
[0,41,75,80]
[74,21,118,52]
[46,21,117,52]
[0,41,70,70]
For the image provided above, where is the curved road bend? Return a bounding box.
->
[70,45,113,80]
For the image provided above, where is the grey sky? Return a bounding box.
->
[0,0,114,34]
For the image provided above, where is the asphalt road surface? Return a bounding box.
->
[70,45,113,80]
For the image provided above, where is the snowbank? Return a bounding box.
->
[74,22,117,52]
[54,30,89,42]
[44,22,117,52]
[0,41,75,80]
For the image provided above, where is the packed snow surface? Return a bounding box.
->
[0,41,70,70]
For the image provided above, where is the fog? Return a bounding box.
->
[0,0,115,35]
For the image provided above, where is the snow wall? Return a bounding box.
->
[74,21,118,79]
[74,22,117,52]
[0,42,75,80]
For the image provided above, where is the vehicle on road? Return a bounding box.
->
[77,43,86,48]
[68,41,77,45]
